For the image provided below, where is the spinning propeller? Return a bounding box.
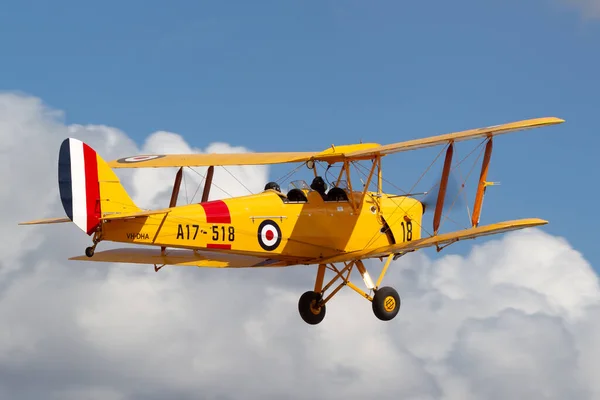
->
[421,172,464,215]
[420,169,468,235]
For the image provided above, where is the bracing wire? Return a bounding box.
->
[186,167,234,199]
[222,165,254,195]
[358,145,448,249]
[188,168,206,203]
[183,168,189,204]
[358,139,489,250]
[437,140,486,232]
[273,163,306,186]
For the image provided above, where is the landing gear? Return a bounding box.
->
[85,230,102,258]
[372,286,400,321]
[298,291,326,325]
[297,255,402,324]
[85,246,95,258]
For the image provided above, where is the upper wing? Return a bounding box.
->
[105,117,563,168]
[107,152,316,168]
[69,247,287,268]
[314,218,548,264]
[338,117,564,160]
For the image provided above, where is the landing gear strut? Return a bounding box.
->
[297,255,401,324]
[85,230,103,258]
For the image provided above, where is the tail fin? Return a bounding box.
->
[58,138,140,235]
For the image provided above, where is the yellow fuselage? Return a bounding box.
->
[101,190,424,262]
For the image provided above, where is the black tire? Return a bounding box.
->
[372,286,400,321]
[298,291,326,325]
[85,247,95,258]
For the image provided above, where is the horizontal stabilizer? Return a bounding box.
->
[19,217,71,225]
[69,247,283,268]
[101,209,169,220]
[18,208,160,225]
[316,218,548,264]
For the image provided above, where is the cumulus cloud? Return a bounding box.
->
[2,92,600,399]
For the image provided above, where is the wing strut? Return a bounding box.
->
[471,137,493,227]
[169,167,183,208]
[201,166,215,202]
[433,143,454,235]
[161,166,183,256]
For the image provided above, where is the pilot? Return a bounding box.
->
[264,181,281,193]
[310,176,327,199]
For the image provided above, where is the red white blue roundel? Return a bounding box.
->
[258,220,282,251]
[116,155,166,164]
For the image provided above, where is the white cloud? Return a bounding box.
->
[1,92,600,399]
[561,0,600,18]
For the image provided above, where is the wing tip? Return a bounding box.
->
[511,217,548,226]
[540,116,565,125]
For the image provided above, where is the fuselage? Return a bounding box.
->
[100,188,424,262]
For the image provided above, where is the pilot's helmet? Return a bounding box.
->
[310,176,327,193]
[264,181,281,192]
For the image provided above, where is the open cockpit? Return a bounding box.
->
[264,177,350,204]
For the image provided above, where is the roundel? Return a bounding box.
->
[257,220,282,251]
[116,155,166,164]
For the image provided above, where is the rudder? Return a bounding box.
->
[58,138,140,235]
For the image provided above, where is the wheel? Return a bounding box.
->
[85,246,95,258]
[298,291,326,325]
[372,286,400,321]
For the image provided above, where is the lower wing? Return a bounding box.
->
[314,218,547,264]
[69,247,289,268]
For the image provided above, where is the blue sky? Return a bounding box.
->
[1,0,598,268]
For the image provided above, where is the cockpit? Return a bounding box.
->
[283,177,349,203]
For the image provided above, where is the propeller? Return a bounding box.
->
[421,172,464,215]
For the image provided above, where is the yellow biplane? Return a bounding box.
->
[20,117,563,324]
